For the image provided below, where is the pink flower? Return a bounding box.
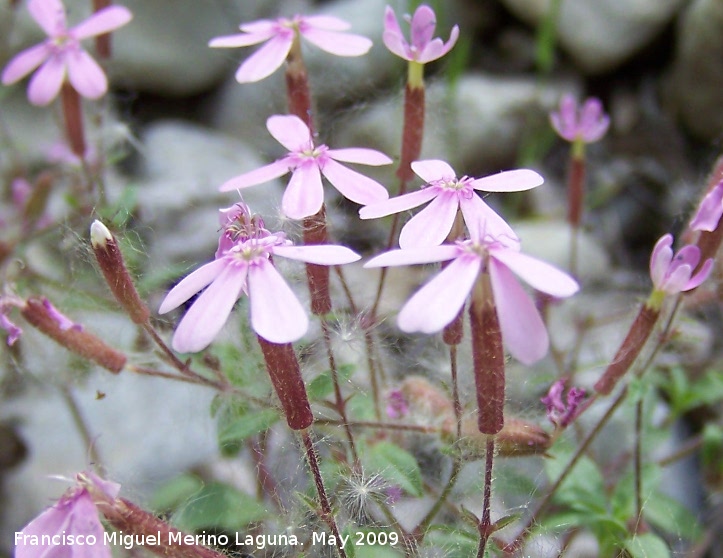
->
[159,204,360,352]
[219,115,392,220]
[209,14,372,83]
[15,472,120,558]
[649,234,713,295]
[541,379,585,427]
[1,0,132,106]
[359,159,543,249]
[1,302,22,346]
[690,179,723,232]
[383,4,459,63]
[550,94,610,144]
[365,234,578,365]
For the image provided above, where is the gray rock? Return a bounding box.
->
[500,0,688,74]
[666,0,723,141]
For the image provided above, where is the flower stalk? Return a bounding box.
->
[60,83,87,160]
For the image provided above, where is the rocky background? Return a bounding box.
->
[0,0,722,556]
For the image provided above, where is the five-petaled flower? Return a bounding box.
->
[219,114,392,220]
[159,204,361,352]
[550,94,610,145]
[360,159,543,248]
[209,14,372,83]
[383,4,459,64]
[649,233,713,296]
[15,471,120,558]
[365,233,578,365]
[689,178,723,233]
[1,0,132,105]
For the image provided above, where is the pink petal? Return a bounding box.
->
[239,19,278,34]
[662,264,693,294]
[383,7,404,39]
[488,259,549,365]
[282,162,324,219]
[690,182,723,232]
[359,189,437,219]
[398,255,481,334]
[410,5,437,52]
[209,29,276,48]
[27,55,65,105]
[320,158,389,206]
[672,244,701,270]
[159,258,228,314]
[471,169,544,192]
[28,0,65,37]
[248,260,308,343]
[650,234,674,288]
[326,147,392,166]
[1,43,49,85]
[364,245,460,268]
[301,28,372,56]
[459,194,518,243]
[267,114,312,152]
[66,49,107,99]
[382,29,411,60]
[411,159,456,182]
[218,159,291,192]
[685,258,714,291]
[235,34,292,83]
[398,192,458,249]
[272,244,361,265]
[303,15,352,31]
[417,25,459,63]
[490,248,579,298]
[171,263,247,353]
[71,6,132,40]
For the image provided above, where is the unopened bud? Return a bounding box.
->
[445,416,551,458]
[90,220,150,324]
[21,297,126,373]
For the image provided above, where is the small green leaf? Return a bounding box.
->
[217,407,280,455]
[172,482,268,532]
[424,525,478,558]
[150,473,203,513]
[624,533,671,558]
[307,364,355,400]
[362,442,423,497]
[644,491,702,541]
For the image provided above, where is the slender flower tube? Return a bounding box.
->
[1,0,132,105]
[159,205,360,352]
[220,115,391,220]
[364,233,579,365]
[594,234,713,395]
[209,14,372,84]
[360,159,543,248]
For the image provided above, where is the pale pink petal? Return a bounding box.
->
[459,194,517,242]
[410,5,437,51]
[662,264,693,294]
[235,34,293,83]
[649,234,673,289]
[471,169,544,192]
[171,263,247,353]
[71,6,132,40]
[398,255,481,334]
[239,19,278,34]
[218,159,291,192]
[159,258,228,313]
[550,94,577,140]
[411,159,456,182]
[28,0,65,37]
[364,245,460,268]
[248,260,308,343]
[490,248,579,298]
[209,29,276,48]
[672,244,701,270]
[327,148,392,166]
[303,15,351,31]
[417,25,459,63]
[267,114,312,152]
[488,258,549,365]
[1,43,49,85]
[282,162,324,219]
[301,28,372,56]
[690,182,723,232]
[359,188,437,219]
[320,158,389,205]
[27,55,65,105]
[382,29,410,60]
[685,258,714,291]
[66,49,107,99]
[272,244,360,265]
[399,192,458,249]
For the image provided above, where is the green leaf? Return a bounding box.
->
[545,444,607,513]
[362,442,423,497]
[172,482,268,532]
[624,533,671,558]
[424,525,478,558]
[217,407,280,455]
[644,491,702,541]
[307,364,355,400]
[149,473,204,513]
